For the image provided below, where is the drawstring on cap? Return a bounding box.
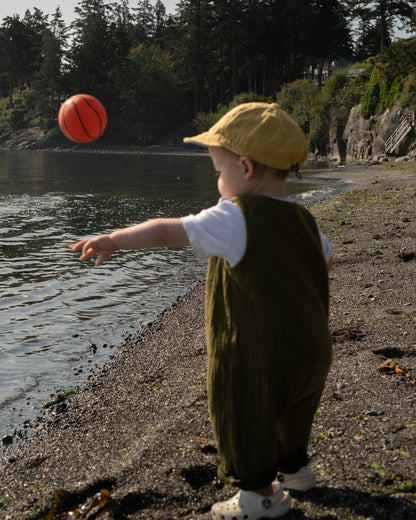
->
[293,163,302,179]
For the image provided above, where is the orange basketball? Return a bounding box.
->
[58,94,107,143]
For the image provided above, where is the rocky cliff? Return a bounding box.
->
[328,101,416,164]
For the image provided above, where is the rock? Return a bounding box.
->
[398,251,415,262]
[331,102,415,163]
[2,434,13,446]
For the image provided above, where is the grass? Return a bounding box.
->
[368,462,416,495]
[393,448,411,458]
[374,160,416,172]
[389,417,416,433]
[182,449,195,458]
[313,430,336,442]
[0,497,14,511]
[354,413,372,424]
[43,387,80,408]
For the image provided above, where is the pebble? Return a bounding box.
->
[2,434,13,446]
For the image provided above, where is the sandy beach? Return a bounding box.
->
[0,162,415,519]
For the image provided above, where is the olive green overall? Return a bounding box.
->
[205,195,332,490]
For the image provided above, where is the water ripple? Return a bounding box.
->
[0,151,349,435]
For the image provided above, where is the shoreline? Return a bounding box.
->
[1,128,415,168]
[0,153,349,440]
[1,164,415,519]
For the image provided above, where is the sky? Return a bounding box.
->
[0,0,179,25]
[0,1,410,39]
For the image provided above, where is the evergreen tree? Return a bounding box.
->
[108,1,134,93]
[3,0,409,144]
[155,0,167,35]
[120,43,186,142]
[33,7,68,123]
[22,7,50,87]
[306,1,353,68]
[131,0,157,43]
[175,0,216,115]
[345,0,416,56]
[69,0,114,97]
[354,20,388,59]
[0,15,35,106]
[210,0,243,102]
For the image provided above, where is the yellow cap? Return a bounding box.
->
[183,102,308,171]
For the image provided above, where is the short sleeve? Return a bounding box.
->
[181,197,247,267]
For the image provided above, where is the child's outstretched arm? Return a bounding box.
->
[70,218,190,267]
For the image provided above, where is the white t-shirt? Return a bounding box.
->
[182,197,332,268]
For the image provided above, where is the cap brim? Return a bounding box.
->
[183,131,224,148]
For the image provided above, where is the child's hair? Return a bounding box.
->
[220,146,300,180]
[184,102,308,173]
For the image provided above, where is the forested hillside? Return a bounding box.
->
[0,0,416,147]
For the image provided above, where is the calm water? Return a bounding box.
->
[0,150,350,436]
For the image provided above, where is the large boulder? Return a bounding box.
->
[329,101,415,163]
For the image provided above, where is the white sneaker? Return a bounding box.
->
[277,464,316,491]
[211,483,291,520]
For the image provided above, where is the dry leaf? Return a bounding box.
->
[377,359,397,373]
[377,359,407,377]
[395,367,407,377]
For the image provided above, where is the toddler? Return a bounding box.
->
[70,102,332,519]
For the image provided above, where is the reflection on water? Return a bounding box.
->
[0,150,349,435]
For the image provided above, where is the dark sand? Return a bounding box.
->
[1,163,415,519]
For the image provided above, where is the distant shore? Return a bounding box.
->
[0,127,205,155]
[1,163,415,519]
[1,127,415,168]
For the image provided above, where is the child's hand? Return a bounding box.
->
[69,235,117,266]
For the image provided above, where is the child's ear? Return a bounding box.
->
[239,156,255,180]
